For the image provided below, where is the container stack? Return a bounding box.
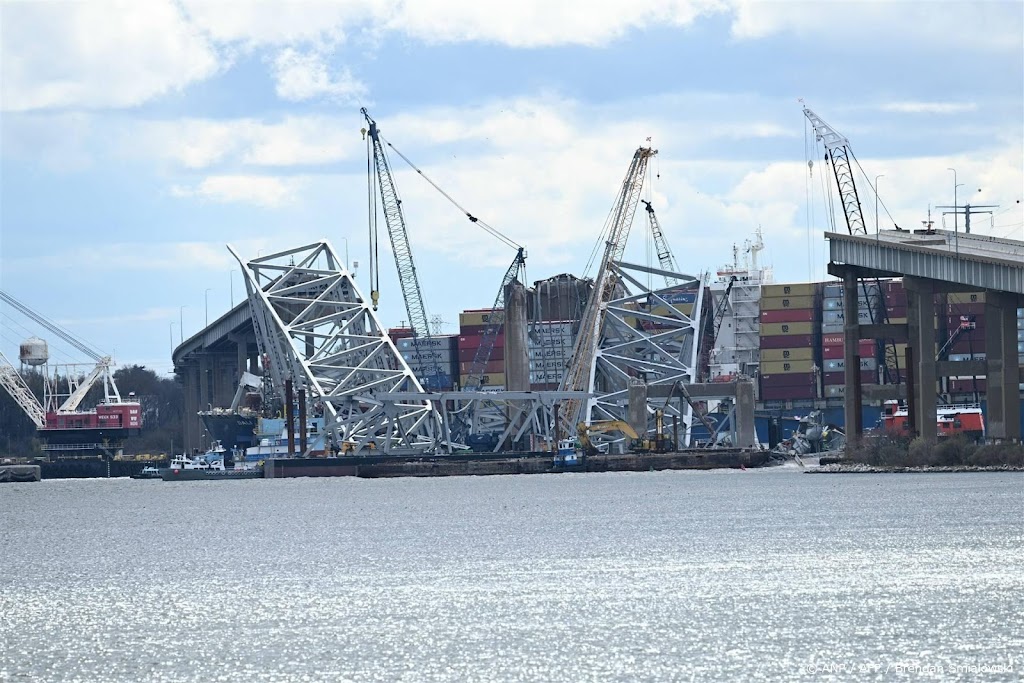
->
[816,281,885,399]
[396,335,458,391]
[758,283,822,401]
[458,309,505,390]
[527,321,575,390]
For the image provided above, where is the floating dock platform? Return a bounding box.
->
[0,465,41,483]
[265,449,779,479]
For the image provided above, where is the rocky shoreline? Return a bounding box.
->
[806,462,1024,474]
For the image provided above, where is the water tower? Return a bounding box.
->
[19,336,49,368]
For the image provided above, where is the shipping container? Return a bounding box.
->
[822,309,879,325]
[949,378,986,393]
[761,321,815,336]
[474,373,506,386]
[397,335,456,350]
[760,385,817,401]
[760,333,816,349]
[947,353,986,362]
[763,283,820,297]
[459,323,505,337]
[458,346,504,363]
[650,303,695,318]
[824,384,880,399]
[888,316,908,324]
[760,347,815,362]
[822,341,876,360]
[761,295,818,311]
[458,334,506,350]
[823,370,877,385]
[823,284,843,299]
[529,371,565,384]
[949,292,985,304]
[823,357,878,372]
[458,360,505,375]
[761,359,816,374]
[822,298,881,311]
[660,290,697,304]
[760,371,817,388]
[400,349,457,366]
[460,309,504,327]
[760,309,816,323]
[388,327,415,340]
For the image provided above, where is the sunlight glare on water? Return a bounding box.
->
[1,470,1021,681]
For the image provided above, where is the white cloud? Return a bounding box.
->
[385,0,722,48]
[171,175,301,207]
[728,0,1022,49]
[0,0,220,111]
[880,102,978,115]
[270,48,367,102]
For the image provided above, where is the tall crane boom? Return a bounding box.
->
[0,350,46,428]
[558,146,657,435]
[802,106,867,236]
[641,200,680,286]
[361,108,432,339]
[463,247,526,390]
[803,105,901,385]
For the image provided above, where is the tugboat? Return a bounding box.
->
[160,441,263,481]
[130,465,162,480]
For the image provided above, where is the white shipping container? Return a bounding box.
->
[397,336,456,350]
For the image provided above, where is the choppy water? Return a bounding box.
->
[1,468,1021,682]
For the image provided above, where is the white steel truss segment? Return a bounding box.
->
[229,241,441,454]
[583,261,706,450]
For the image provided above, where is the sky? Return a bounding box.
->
[1,0,1022,378]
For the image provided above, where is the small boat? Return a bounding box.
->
[130,465,162,480]
[160,441,263,481]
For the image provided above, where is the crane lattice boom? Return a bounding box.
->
[362,108,433,339]
[558,146,657,434]
[641,200,680,287]
[0,350,45,428]
[803,106,867,236]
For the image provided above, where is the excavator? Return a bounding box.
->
[575,419,675,456]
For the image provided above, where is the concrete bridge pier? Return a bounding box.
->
[906,277,937,441]
[985,290,1022,442]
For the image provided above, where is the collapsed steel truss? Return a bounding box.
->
[583,261,707,450]
[229,241,441,454]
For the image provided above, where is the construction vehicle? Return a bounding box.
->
[575,419,675,456]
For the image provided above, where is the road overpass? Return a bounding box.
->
[827,228,1024,442]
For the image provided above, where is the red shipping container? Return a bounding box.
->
[458,346,504,363]
[760,309,816,323]
[459,360,504,375]
[458,334,506,350]
[885,305,907,317]
[760,371,817,388]
[823,369,877,385]
[760,334,815,349]
[949,378,986,393]
[760,385,817,400]
[945,303,986,316]
[459,323,505,336]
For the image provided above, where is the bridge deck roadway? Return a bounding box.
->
[827,229,1023,443]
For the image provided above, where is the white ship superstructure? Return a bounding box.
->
[708,229,772,381]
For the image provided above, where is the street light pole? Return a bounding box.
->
[229,270,235,307]
[179,306,186,345]
[874,174,885,234]
[170,322,177,354]
[205,288,212,327]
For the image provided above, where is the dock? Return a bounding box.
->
[264,449,779,479]
[0,465,42,483]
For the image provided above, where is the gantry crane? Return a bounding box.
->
[641,200,680,287]
[557,146,657,437]
[803,105,900,384]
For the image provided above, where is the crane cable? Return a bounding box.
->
[380,135,522,252]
